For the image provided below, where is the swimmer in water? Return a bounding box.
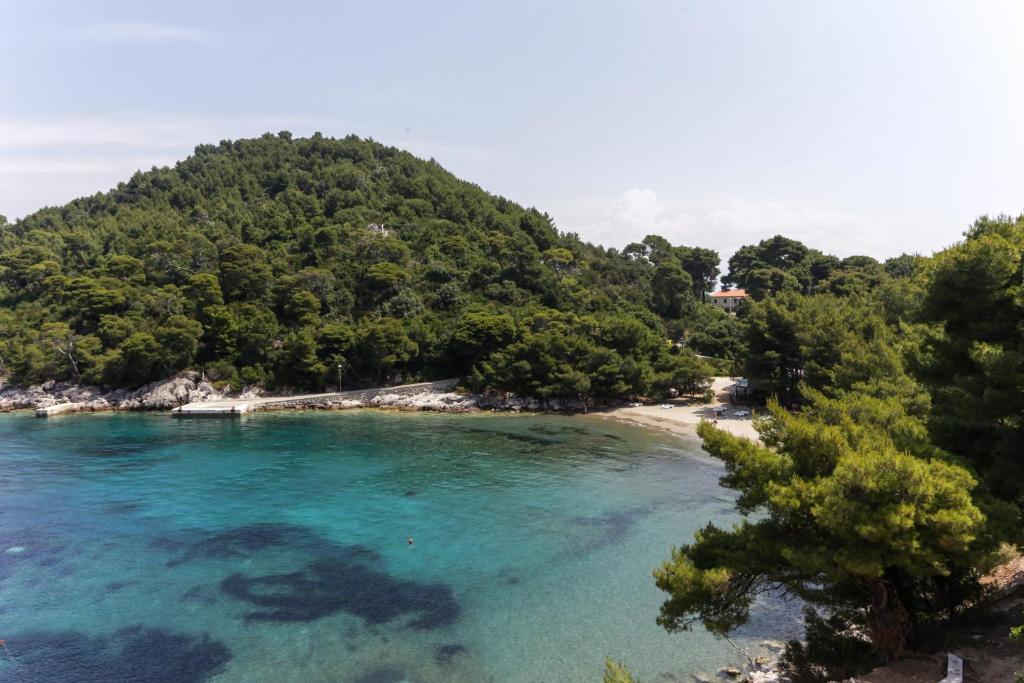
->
[408,537,414,545]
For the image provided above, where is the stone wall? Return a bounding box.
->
[253,379,462,411]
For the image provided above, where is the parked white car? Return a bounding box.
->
[733,410,751,417]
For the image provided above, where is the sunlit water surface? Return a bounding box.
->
[0,411,799,682]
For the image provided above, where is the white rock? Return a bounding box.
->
[747,672,783,683]
[117,372,226,410]
[333,399,363,409]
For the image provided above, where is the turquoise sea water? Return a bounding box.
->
[0,411,799,682]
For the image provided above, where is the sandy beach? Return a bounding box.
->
[587,377,761,443]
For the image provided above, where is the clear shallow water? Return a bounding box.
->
[0,411,799,682]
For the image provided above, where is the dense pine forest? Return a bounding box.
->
[2,134,1022,680]
[1,133,918,402]
[0,132,727,399]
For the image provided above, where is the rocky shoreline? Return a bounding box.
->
[0,372,228,413]
[699,640,790,683]
[0,372,599,415]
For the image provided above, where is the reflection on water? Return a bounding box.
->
[0,411,801,682]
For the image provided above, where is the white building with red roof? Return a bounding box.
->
[707,288,748,314]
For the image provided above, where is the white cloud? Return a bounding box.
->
[0,118,207,150]
[0,116,317,151]
[699,197,891,259]
[61,22,221,46]
[570,188,919,267]
[0,114,941,264]
[0,115,499,220]
[609,188,663,229]
[576,188,692,246]
[0,116,321,219]
[0,158,121,175]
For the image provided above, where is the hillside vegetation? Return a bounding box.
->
[0,133,919,402]
[0,132,726,400]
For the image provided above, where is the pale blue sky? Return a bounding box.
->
[2,0,1022,261]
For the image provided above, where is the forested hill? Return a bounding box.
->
[0,132,721,396]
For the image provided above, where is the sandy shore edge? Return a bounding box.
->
[584,377,761,443]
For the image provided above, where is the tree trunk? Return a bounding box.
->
[867,579,911,660]
[65,348,80,381]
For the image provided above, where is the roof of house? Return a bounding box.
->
[709,289,748,298]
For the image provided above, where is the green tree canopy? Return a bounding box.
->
[657,392,988,661]
[914,214,1024,511]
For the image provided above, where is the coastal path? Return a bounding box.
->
[171,379,459,415]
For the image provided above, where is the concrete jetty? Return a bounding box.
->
[171,393,334,415]
[35,402,88,417]
[172,379,459,416]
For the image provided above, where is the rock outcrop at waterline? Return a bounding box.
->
[0,373,596,415]
[0,371,224,413]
